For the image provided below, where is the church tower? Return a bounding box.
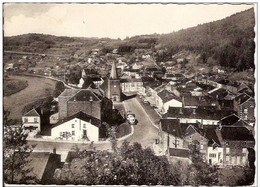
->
[108,61,121,102]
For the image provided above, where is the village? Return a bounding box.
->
[3,44,255,183]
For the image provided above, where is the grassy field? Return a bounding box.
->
[3,75,56,122]
[4,78,28,96]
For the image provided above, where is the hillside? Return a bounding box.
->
[157,8,255,71]
[3,8,255,72]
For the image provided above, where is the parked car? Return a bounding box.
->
[143,99,150,104]
[126,112,136,125]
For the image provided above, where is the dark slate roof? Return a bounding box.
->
[183,95,200,106]
[120,78,143,83]
[68,89,102,102]
[161,119,182,138]
[220,127,255,141]
[53,111,101,128]
[143,81,162,89]
[169,148,190,158]
[220,114,250,127]
[99,78,108,93]
[158,90,181,103]
[164,107,235,120]
[24,108,40,117]
[59,89,80,97]
[235,93,254,105]
[203,125,221,145]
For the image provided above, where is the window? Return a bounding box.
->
[24,118,28,122]
[242,148,247,153]
[226,147,230,154]
[201,136,204,141]
[189,135,192,139]
[72,124,75,128]
[200,144,204,150]
[60,132,63,136]
[34,118,38,122]
[209,153,216,158]
[83,124,86,128]
[72,131,75,136]
[226,156,230,163]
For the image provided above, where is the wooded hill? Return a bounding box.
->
[4,8,255,71]
[157,8,255,71]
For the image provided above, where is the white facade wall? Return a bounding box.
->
[163,100,182,113]
[207,146,224,165]
[167,118,220,125]
[51,117,99,142]
[22,116,41,131]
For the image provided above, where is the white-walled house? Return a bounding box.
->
[22,108,41,132]
[156,90,182,114]
[51,111,102,142]
[207,144,224,165]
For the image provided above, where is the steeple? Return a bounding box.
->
[110,61,118,79]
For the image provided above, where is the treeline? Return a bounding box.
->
[157,8,255,71]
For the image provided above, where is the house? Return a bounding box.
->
[22,108,41,132]
[120,78,144,93]
[51,111,104,141]
[182,95,200,108]
[218,126,255,166]
[156,90,182,113]
[234,93,255,125]
[132,62,143,70]
[163,107,235,125]
[159,119,186,154]
[26,152,61,184]
[153,71,164,79]
[58,88,113,122]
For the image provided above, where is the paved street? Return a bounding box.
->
[29,96,159,154]
[123,97,159,148]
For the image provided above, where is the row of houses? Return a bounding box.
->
[159,108,255,167]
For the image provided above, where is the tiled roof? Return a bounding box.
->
[235,93,254,105]
[183,95,200,106]
[158,90,181,103]
[220,114,250,127]
[53,111,101,128]
[24,108,40,117]
[164,107,235,120]
[58,89,79,97]
[220,127,254,141]
[68,89,102,102]
[161,119,182,138]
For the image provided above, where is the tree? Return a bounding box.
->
[187,148,220,186]
[3,110,37,184]
[53,81,65,98]
[53,141,179,185]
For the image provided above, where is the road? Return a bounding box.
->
[29,96,159,153]
[123,97,159,148]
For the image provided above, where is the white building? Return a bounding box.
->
[22,108,41,132]
[51,111,101,142]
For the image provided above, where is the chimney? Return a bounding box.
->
[193,108,196,115]
[179,108,183,114]
[53,148,56,154]
[182,95,185,106]
[41,109,44,115]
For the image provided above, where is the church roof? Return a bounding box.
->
[110,61,118,79]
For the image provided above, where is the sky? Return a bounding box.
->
[4,3,255,39]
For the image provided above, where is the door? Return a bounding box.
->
[83,130,87,136]
[209,159,212,165]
